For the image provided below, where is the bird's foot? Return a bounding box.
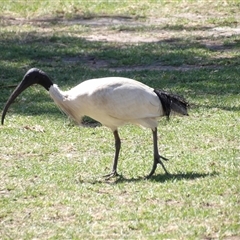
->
[103,170,119,180]
[145,155,170,179]
[157,158,170,175]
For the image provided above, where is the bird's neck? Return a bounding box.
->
[49,85,82,124]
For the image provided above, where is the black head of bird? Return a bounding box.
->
[2,68,188,179]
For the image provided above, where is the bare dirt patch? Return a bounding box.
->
[2,15,239,42]
[1,15,239,72]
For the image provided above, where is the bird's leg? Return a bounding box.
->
[146,128,169,178]
[103,130,121,179]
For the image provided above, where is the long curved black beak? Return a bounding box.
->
[1,68,53,125]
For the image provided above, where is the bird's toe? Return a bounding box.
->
[159,155,169,161]
[103,170,119,179]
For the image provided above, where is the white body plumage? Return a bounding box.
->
[49,77,164,131]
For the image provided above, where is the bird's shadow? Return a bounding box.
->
[147,171,218,183]
[83,171,219,184]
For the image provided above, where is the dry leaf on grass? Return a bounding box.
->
[23,125,45,133]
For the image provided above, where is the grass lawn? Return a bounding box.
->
[0,0,240,239]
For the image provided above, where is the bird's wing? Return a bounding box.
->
[74,77,163,120]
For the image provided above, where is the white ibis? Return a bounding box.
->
[1,68,188,178]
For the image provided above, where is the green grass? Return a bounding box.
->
[0,1,240,239]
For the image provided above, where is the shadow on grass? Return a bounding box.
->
[85,171,219,184]
[148,171,219,183]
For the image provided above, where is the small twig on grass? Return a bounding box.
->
[0,84,18,89]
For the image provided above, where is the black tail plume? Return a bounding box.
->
[154,89,189,119]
